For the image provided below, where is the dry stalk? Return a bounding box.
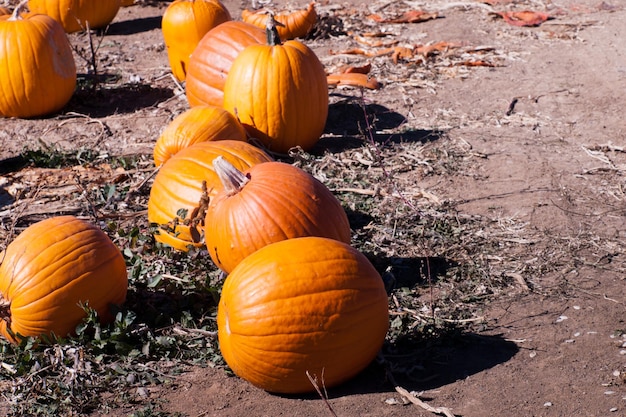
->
[382,360,458,417]
[306,370,338,417]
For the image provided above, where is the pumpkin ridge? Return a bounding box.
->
[4,228,112,299]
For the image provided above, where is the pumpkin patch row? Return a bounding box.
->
[150,2,390,394]
[0,0,391,397]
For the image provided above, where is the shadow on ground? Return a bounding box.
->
[107,15,162,36]
[69,81,174,117]
[319,98,445,153]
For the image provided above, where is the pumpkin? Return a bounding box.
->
[121,0,134,6]
[153,105,247,167]
[185,21,265,108]
[27,0,122,33]
[217,236,389,394]
[0,216,128,343]
[206,157,351,273]
[147,140,272,251]
[0,2,77,118]
[162,0,232,82]
[222,17,328,154]
[241,1,317,40]
[0,7,10,15]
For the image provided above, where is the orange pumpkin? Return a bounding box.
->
[153,105,247,167]
[120,0,134,6]
[0,7,10,15]
[217,236,390,394]
[185,21,265,107]
[206,157,351,273]
[162,0,232,82]
[27,0,122,33]
[147,140,272,251]
[0,3,77,118]
[241,1,317,40]
[222,17,328,154]
[0,216,128,343]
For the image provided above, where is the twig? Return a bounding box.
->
[394,385,457,417]
[383,362,458,417]
[306,370,338,417]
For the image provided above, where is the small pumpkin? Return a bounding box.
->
[0,7,10,15]
[162,0,232,82]
[153,105,247,167]
[147,140,272,251]
[241,1,317,40]
[27,0,122,33]
[206,157,351,273]
[217,236,390,394]
[185,20,265,108]
[0,2,77,118]
[222,16,328,154]
[0,216,128,343]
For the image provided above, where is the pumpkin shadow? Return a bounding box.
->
[0,186,14,209]
[318,330,519,399]
[0,155,29,175]
[278,252,518,400]
[68,81,175,117]
[317,98,445,153]
[107,16,162,36]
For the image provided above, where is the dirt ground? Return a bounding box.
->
[1,0,626,416]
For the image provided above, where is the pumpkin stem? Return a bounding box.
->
[213,156,250,196]
[9,0,28,21]
[265,13,283,46]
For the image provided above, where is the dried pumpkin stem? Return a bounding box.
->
[213,156,250,196]
[265,13,283,46]
[9,0,28,20]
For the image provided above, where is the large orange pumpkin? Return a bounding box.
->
[27,0,122,33]
[222,17,328,154]
[241,2,317,40]
[206,157,351,273]
[153,105,247,167]
[217,236,390,394]
[185,21,265,108]
[0,3,77,118]
[147,140,272,251]
[161,0,232,82]
[0,216,128,343]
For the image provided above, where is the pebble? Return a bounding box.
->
[543,402,553,407]
[556,315,568,323]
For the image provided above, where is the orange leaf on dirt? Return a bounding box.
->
[327,73,381,90]
[367,10,438,24]
[497,10,550,27]
[336,63,372,74]
[416,41,462,57]
[453,60,498,67]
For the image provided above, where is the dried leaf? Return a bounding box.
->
[497,10,550,27]
[368,10,439,24]
[336,63,372,74]
[352,34,399,47]
[416,41,462,57]
[453,60,498,67]
[327,73,381,89]
[391,46,415,64]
